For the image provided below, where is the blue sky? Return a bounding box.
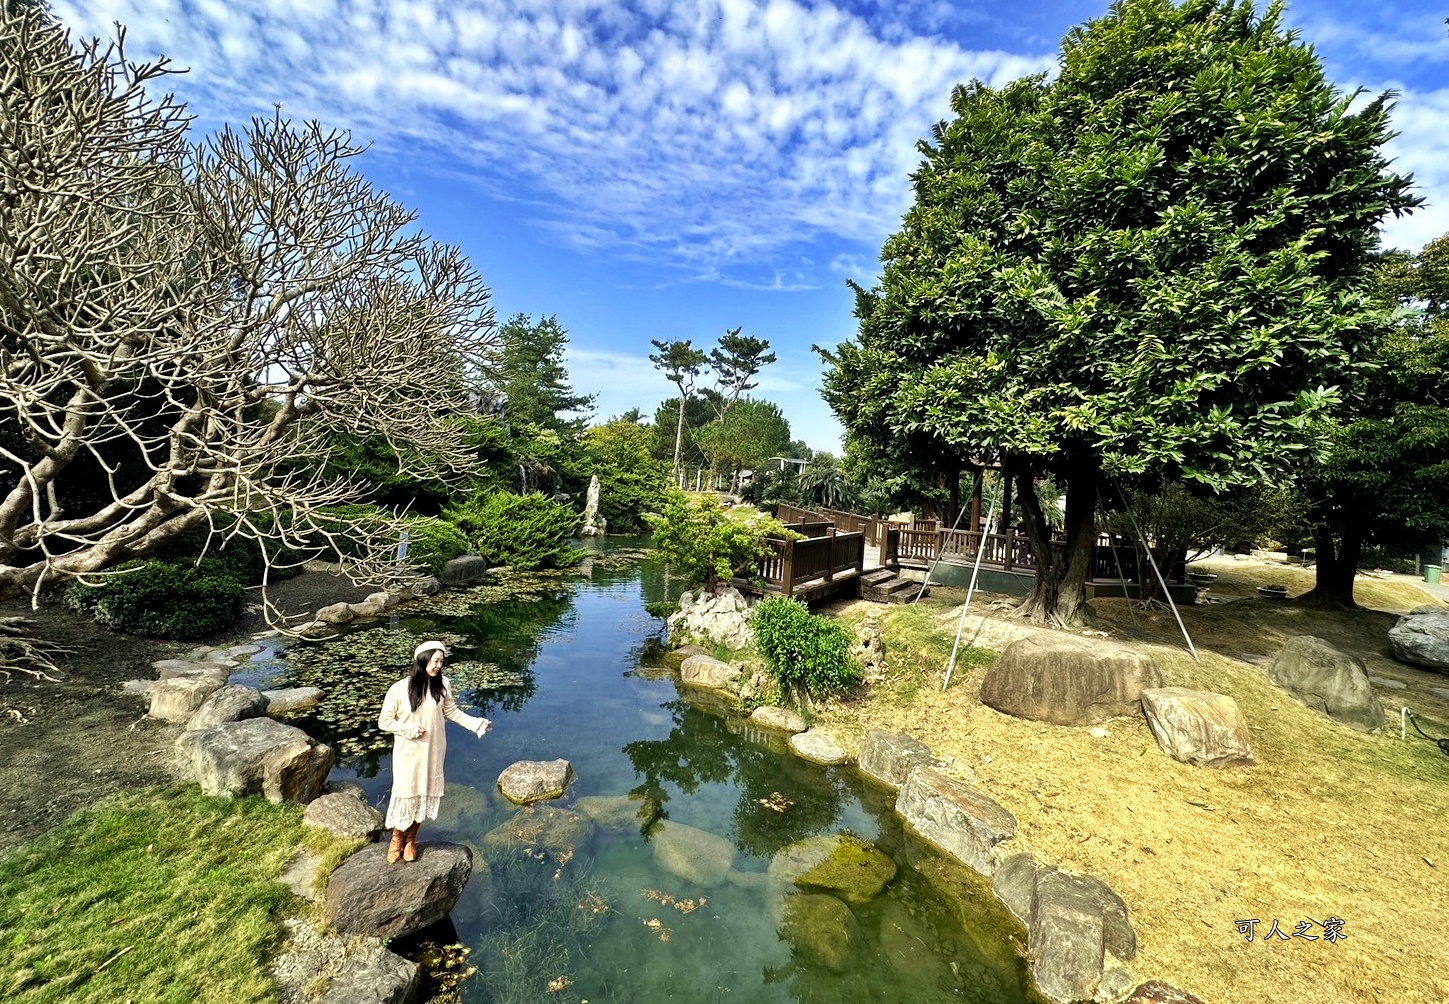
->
[51,0,1449,451]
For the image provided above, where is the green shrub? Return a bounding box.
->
[444,492,583,570]
[644,491,797,589]
[64,560,248,639]
[750,595,859,700]
[400,515,471,575]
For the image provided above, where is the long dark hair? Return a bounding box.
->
[407,653,446,712]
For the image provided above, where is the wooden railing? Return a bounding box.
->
[776,503,936,546]
[751,530,867,596]
[881,526,1184,583]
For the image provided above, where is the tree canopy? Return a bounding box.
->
[497,314,594,434]
[821,0,1418,623]
[693,399,792,487]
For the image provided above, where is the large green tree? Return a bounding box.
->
[822,0,1417,624]
[1297,236,1449,606]
[649,339,708,477]
[498,314,594,434]
[693,398,791,491]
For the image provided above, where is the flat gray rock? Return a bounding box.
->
[317,949,417,1004]
[896,766,1016,877]
[748,705,807,733]
[304,792,385,840]
[1030,870,1107,1003]
[1268,636,1384,732]
[980,634,1162,726]
[992,852,1050,928]
[789,730,849,765]
[858,730,945,789]
[1431,688,1449,702]
[153,658,231,681]
[323,842,473,939]
[186,685,270,731]
[176,717,334,803]
[315,601,356,625]
[1388,606,1449,673]
[497,758,574,804]
[279,848,325,902]
[1368,676,1408,689]
[1140,688,1255,768]
[263,687,324,713]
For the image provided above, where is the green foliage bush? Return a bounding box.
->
[750,596,859,700]
[445,492,583,570]
[645,491,796,588]
[400,516,471,575]
[64,560,248,639]
[581,419,670,532]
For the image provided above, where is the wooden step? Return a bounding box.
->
[861,569,895,587]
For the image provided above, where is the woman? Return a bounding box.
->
[377,640,492,863]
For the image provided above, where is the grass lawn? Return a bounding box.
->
[814,564,1449,1004]
[0,786,352,1004]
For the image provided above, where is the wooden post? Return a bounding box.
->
[780,539,795,596]
[970,468,983,532]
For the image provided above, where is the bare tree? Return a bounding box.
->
[0,13,500,613]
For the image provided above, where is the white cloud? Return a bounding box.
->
[48,0,1052,276]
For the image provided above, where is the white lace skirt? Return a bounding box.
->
[384,794,441,830]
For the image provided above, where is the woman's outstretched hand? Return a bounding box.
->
[477,719,493,736]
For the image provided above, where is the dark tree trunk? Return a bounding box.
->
[1299,525,1360,608]
[1015,456,1098,626]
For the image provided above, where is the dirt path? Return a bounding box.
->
[0,601,189,856]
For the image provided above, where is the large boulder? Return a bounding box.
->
[649,820,734,886]
[896,766,1016,877]
[496,759,574,803]
[176,717,334,803]
[186,685,270,731]
[979,635,1162,726]
[667,586,754,650]
[303,792,385,841]
[323,842,473,939]
[858,730,946,789]
[1388,605,1449,674]
[314,602,356,626]
[1140,688,1255,768]
[778,894,861,973]
[768,833,897,904]
[149,676,226,723]
[440,556,489,586]
[680,654,742,692]
[1267,636,1384,733]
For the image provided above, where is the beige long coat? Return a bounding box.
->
[378,676,487,815]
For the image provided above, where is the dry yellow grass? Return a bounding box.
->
[813,566,1449,1004]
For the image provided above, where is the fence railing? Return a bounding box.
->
[750,530,867,596]
[881,526,1183,583]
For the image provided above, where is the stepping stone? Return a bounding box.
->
[497,758,574,804]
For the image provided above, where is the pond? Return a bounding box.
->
[239,538,1036,1004]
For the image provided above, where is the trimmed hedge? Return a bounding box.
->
[64,560,248,639]
[445,492,583,570]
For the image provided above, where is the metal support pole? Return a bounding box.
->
[1118,482,1199,662]
[913,500,970,604]
[943,499,997,690]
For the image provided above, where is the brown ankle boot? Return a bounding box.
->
[386,828,405,864]
[402,822,420,862]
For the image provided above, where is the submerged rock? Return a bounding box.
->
[649,820,734,886]
[778,893,860,973]
[323,842,473,939]
[768,833,897,904]
[482,805,593,858]
[574,793,662,831]
[497,758,574,803]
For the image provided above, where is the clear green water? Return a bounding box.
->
[252,539,1035,1003]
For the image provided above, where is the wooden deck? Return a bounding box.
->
[732,528,870,601]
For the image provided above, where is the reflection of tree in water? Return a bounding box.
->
[445,583,577,678]
[622,698,849,857]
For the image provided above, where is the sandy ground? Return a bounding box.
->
[812,558,1449,1004]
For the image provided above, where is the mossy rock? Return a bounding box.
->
[433,784,493,830]
[768,833,897,904]
[778,893,860,973]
